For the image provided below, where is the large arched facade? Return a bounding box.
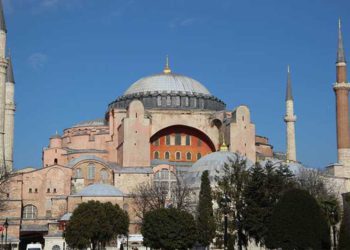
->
[150,125,216,163]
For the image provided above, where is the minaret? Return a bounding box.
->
[0,0,8,175]
[284,65,297,162]
[334,18,350,166]
[4,56,15,172]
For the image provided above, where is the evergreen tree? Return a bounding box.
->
[265,189,330,250]
[64,201,129,250]
[215,157,249,250]
[242,161,295,246]
[196,170,216,248]
[141,208,197,250]
[339,193,350,249]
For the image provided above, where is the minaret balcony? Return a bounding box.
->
[333,82,350,90]
[284,115,296,122]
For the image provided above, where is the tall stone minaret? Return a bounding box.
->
[284,65,297,162]
[334,19,350,166]
[4,56,15,172]
[0,0,8,175]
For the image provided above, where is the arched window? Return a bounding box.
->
[157,96,162,106]
[123,204,129,212]
[52,245,60,250]
[154,169,176,190]
[175,96,180,106]
[23,205,38,219]
[185,97,189,106]
[175,134,181,145]
[54,158,58,164]
[87,163,95,179]
[197,153,202,160]
[75,168,82,178]
[175,152,181,160]
[166,96,171,106]
[186,152,192,160]
[154,151,160,159]
[165,135,171,145]
[100,169,109,183]
[164,152,170,160]
[185,135,191,146]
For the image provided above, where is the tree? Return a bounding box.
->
[265,189,331,250]
[132,172,191,219]
[64,201,129,250]
[214,157,249,250]
[242,161,295,246]
[0,172,16,212]
[196,170,216,248]
[297,168,341,247]
[339,192,350,249]
[141,208,197,250]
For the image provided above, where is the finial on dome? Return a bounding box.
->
[219,134,228,152]
[163,55,172,74]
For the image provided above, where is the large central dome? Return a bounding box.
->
[124,72,211,96]
[108,59,226,111]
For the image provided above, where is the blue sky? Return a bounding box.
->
[3,0,350,169]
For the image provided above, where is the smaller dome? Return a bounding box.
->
[77,184,123,197]
[73,119,107,128]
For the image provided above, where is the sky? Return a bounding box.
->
[3,0,350,169]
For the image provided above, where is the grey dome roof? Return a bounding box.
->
[73,119,107,128]
[186,151,252,188]
[76,184,123,197]
[124,73,211,96]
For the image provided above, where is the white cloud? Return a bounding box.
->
[169,18,197,28]
[28,53,48,70]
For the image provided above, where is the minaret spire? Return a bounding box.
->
[0,0,6,33]
[284,65,297,162]
[337,18,346,63]
[286,65,293,101]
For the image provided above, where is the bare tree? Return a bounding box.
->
[132,172,192,219]
[0,172,14,212]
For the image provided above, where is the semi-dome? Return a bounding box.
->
[124,73,211,96]
[186,151,253,188]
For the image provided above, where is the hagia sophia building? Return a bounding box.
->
[0,1,350,250]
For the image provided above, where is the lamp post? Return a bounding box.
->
[4,219,8,250]
[220,194,231,250]
[1,231,3,250]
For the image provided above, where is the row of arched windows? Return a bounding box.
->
[153,135,194,146]
[154,151,202,161]
[74,164,109,181]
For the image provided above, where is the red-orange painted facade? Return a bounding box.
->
[150,126,215,162]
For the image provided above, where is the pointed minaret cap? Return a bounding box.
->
[337,18,346,63]
[286,65,293,101]
[0,0,6,33]
[6,56,14,83]
[163,55,172,74]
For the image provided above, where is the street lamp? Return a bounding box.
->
[3,219,8,250]
[1,231,3,250]
[220,194,231,250]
